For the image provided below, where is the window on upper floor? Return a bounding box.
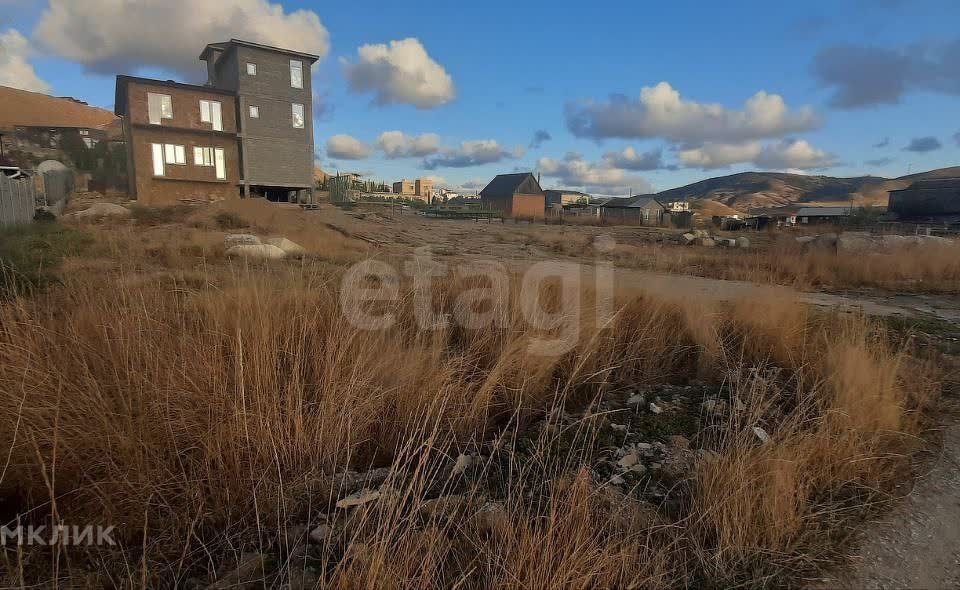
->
[291,103,304,128]
[249,105,260,119]
[199,100,223,131]
[290,60,303,89]
[246,62,257,76]
[147,93,173,125]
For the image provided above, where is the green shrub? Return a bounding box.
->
[213,211,248,230]
[131,204,194,226]
[0,222,92,297]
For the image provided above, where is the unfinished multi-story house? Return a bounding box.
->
[115,39,318,204]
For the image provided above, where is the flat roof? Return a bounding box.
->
[200,39,320,63]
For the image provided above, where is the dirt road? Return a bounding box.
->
[820,414,960,589]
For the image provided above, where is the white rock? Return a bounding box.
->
[795,235,816,245]
[627,394,645,406]
[635,442,653,452]
[752,426,770,444]
[72,202,131,219]
[630,463,647,475]
[335,488,380,509]
[224,233,260,247]
[735,236,750,248]
[451,454,474,477]
[696,237,716,247]
[681,233,696,244]
[609,475,625,486]
[265,237,306,257]
[226,244,287,260]
[610,423,627,432]
[618,453,639,469]
[648,402,663,414]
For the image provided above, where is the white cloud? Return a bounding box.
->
[566,82,819,143]
[0,29,51,93]
[326,134,372,160]
[376,130,441,158]
[602,146,665,170]
[342,38,455,109]
[34,0,329,77]
[678,142,762,169]
[755,139,836,169]
[538,153,654,195]
[422,139,523,169]
[679,139,835,170]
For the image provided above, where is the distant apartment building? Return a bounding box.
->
[115,39,318,204]
[393,179,415,196]
[415,177,433,201]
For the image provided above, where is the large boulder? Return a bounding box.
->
[836,232,878,253]
[811,233,838,250]
[735,236,750,249]
[265,237,306,257]
[695,237,716,247]
[71,202,131,219]
[226,244,286,260]
[224,233,260,247]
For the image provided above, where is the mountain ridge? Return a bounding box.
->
[653,166,960,215]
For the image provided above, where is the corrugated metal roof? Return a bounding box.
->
[0,85,118,130]
[795,206,852,217]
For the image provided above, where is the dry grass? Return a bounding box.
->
[538,231,960,294]
[0,208,944,587]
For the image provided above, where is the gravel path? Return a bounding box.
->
[823,417,960,589]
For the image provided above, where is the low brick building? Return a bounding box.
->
[479,173,545,219]
[115,76,240,203]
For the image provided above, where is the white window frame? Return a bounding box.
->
[290,59,303,89]
[291,103,304,129]
[214,148,226,180]
[248,105,260,119]
[147,92,173,125]
[163,144,186,165]
[246,62,257,76]
[199,99,222,131]
[193,146,215,167]
[151,143,165,176]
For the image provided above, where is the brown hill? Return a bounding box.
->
[656,167,960,213]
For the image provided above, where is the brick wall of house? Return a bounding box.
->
[128,127,240,204]
[121,79,241,204]
[512,193,545,218]
[125,81,237,133]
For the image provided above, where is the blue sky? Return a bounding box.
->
[3,0,959,194]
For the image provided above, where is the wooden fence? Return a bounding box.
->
[0,174,38,227]
[0,170,74,227]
